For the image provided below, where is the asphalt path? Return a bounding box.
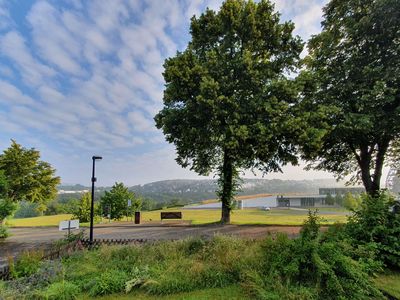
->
[0,223,303,267]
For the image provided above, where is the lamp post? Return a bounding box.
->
[90,155,102,243]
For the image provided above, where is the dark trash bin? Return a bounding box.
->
[134,211,141,224]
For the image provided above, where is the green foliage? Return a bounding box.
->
[324,193,335,205]
[40,281,80,300]
[90,269,129,296]
[343,192,361,210]
[72,192,91,222]
[0,170,17,223]
[1,229,390,299]
[0,199,18,222]
[300,209,320,241]
[155,0,303,223]
[243,230,383,299]
[13,201,40,218]
[334,193,343,206]
[7,260,64,296]
[100,182,140,220]
[345,192,400,268]
[12,250,44,278]
[0,140,60,206]
[298,0,400,194]
[0,224,9,239]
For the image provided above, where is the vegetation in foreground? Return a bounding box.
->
[1,192,399,299]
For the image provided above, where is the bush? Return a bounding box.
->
[240,211,385,300]
[345,192,400,268]
[0,224,9,239]
[12,250,44,278]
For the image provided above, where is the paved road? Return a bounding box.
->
[0,223,303,267]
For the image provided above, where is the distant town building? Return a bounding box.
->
[319,187,364,196]
[276,195,327,208]
[57,189,89,194]
[276,186,364,208]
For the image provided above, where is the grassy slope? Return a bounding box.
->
[7,208,348,227]
[374,271,400,299]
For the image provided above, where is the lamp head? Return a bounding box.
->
[92,156,103,160]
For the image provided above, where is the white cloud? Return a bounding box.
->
[128,111,156,132]
[0,0,12,30]
[0,0,333,185]
[0,65,15,78]
[0,80,35,105]
[0,31,55,87]
[27,1,85,75]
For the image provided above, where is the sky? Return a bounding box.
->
[0,0,366,186]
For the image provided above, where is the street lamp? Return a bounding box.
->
[90,155,102,243]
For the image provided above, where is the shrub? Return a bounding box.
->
[0,224,9,239]
[13,250,44,278]
[240,211,385,300]
[345,192,400,268]
[6,260,63,296]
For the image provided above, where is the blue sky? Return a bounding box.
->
[0,0,341,186]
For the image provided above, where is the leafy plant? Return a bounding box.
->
[345,192,400,268]
[12,249,44,278]
[240,211,384,299]
[89,269,129,296]
[0,224,9,239]
[40,281,80,300]
[72,192,91,222]
[125,266,150,293]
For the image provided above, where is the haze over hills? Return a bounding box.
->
[58,178,346,204]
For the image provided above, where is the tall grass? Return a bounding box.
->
[0,214,389,299]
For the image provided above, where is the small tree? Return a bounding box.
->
[73,192,91,223]
[324,193,335,206]
[334,194,343,207]
[343,192,361,210]
[100,183,140,220]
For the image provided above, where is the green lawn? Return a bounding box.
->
[374,271,400,299]
[6,214,73,227]
[7,208,348,227]
[142,208,348,225]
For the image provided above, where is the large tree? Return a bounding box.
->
[155,0,303,223]
[298,0,400,195]
[0,140,60,209]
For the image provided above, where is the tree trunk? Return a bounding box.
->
[220,150,234,224]
[358,141,389,196]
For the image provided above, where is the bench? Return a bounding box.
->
[161,212,182,221]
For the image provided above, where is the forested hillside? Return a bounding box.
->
[58,178,342,205]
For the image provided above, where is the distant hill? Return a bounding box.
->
[129,178,343,204]
[58,178,344,204]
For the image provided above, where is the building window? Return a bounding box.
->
[301,198,315,207]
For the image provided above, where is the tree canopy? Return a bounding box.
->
[100,182,140,220]
[155,0,303,223]
[0,140,60,205]
[298,0,400,195]
[73,192,91,223]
